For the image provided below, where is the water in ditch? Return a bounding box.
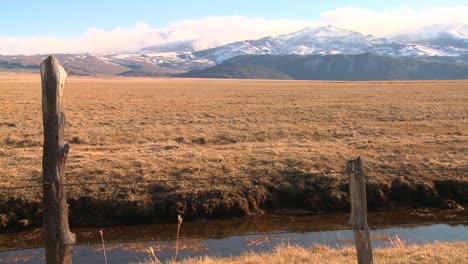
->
[0,209,467,263]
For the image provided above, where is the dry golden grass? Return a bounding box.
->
[0,74,467,225]
[160,242,468,264]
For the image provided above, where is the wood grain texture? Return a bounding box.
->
[347,157,373,264]
[41,55,75,264]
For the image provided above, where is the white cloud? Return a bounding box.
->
[0,17,315,55]
[0,22,164,55]
[0,6,467,55]
[319,6,468,36]
[165,16,315,43]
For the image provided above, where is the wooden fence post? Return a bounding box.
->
[347,157,373,264]
[41,55,75,264]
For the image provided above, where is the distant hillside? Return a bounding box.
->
[177,62,292,79]
[0,54,182,76]
[178,53,468,80]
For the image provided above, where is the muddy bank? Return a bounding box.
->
[0,173,466,230]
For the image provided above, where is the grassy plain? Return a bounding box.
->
[162,242,468,264]
[0,73,466,226]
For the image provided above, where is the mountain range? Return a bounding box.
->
[1,24,467,80]
[179,53,468,80]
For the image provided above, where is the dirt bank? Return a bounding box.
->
[1,171,466,230]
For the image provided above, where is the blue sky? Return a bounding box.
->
[1,0,466,37]
[0,1,467,54]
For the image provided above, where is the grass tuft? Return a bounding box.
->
[161,242,468,264]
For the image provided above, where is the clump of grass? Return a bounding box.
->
[141,214,183,264]
[162,242,468,264]
[99,230,108,264]
[0,122,16,127]
[70,136,83,144]
[175,214,183,260]
[3,134,19,145]
[191,137,206,145]
[146,246,162,264]
[175,137,187,144]
[387,234,405,247]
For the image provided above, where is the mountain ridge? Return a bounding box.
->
[1,23,467,79]
[178,53,468,80]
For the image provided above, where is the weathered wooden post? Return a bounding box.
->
[347,157,373,264]
[41,55,75,264]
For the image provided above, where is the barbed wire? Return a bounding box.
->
[0,166,466,191]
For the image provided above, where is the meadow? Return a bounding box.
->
[161,242,468,264]
[0,73,466,227]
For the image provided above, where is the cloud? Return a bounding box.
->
[1,6,467,55]
[0,17,315,55]
[0,22,164,55]
[320,6,468,36]
[165,16,315,43]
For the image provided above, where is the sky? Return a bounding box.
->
[1,0,467,54]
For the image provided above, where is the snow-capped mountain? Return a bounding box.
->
[394,23,468,42]
[192,25,405,64]
[138,37,221,53]
[1,24,467,76]
[110,24,467,69]
[108,37,222,70]
[191,25,468,64]
[393,23,467,56]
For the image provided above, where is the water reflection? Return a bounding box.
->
[0,209,466,263]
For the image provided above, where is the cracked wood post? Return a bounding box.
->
[41,55,76,264]
[347,157,373,264]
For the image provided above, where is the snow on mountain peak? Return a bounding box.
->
[190,36,222,51]
[287,25,353,38]
[395,23,468,41]
[138,37,221,54]
[424,23,468,39]
[323,25,341,30]
[318,25,347,33]
[314,25,357,37]
[111,23,467,71]
[447,24,468,39]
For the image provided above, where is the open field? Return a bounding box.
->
[161,242,468,264]
[0,73,467,228]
